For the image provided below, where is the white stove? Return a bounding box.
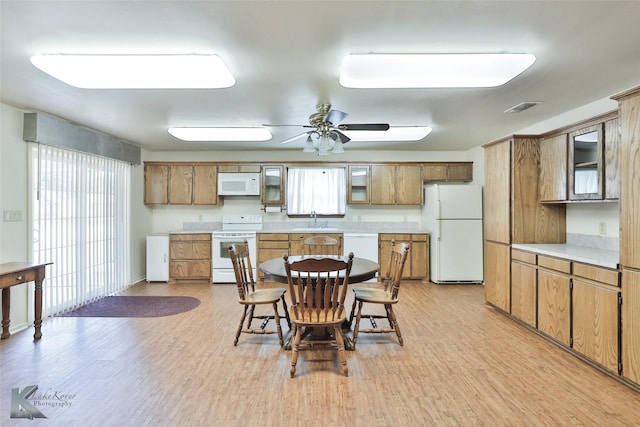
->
[212,215,262,283]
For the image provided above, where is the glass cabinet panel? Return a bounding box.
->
[347,165,370,204]
[261,165,284,205]
[569,125,603,200]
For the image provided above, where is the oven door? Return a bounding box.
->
[212,233,257,282]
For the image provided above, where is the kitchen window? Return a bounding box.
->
[286,167,346,215]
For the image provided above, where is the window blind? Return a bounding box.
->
[29,143,132,316]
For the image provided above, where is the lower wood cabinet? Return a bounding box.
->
[537,267,571,346]
[169,233,212,282]
[510,249,537,327]
[378,233,429,280]
[257,233,289,280]
[622,268,640,384]
[484,241,510,312]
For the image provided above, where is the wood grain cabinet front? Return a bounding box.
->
[169,234,212,282]
[510,249,537,327]
[257,233,289,280]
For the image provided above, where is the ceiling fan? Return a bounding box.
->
[264,104,390,153]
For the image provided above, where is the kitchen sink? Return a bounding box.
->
[291,227,340,232]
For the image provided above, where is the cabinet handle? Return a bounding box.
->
[17,275,23,281]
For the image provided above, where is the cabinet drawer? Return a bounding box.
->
[258,233,289,241]
[538,255,571,274]
[573,262,620,287]
[411,234,428,242]
[170,241,212,259]
[380,233,410,242]
[170,233,211,241]
[512,249,537,265]
[169,261,211,279]
[259,241,289,250]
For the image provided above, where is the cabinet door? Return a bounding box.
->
[446,163,473,182]
[169,165,193,205]
[483,241,510,312]
[484,141,511,244]
[423,164,448,181]
[539,134,567,202]
[261,165,285,205]
[378,234,411,278]
[347,165,370,204]
[622,268,640,384]
[144,164,169,204]
[370,165,396,205]
[511,260,537,327]
[568,124,603,201]
[604,117,620,200]
[396,165,423,205]
[537,269,571,346]
[619,94,640,269]
[572,279,619,372]
[409,234,429,279]
[193,165,217,205]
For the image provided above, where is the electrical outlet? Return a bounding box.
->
[599,222,607,235]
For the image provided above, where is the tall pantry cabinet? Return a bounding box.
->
[612,86,640,385]
[483,136,566,312]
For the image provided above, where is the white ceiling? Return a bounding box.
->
[2,1,640,153]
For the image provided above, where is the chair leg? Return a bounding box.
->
[290,325,302,378]
[234,305,249,346]
[334,325,349,377]
[352,300,364,347]
[272,302,284,347]
[246,304,256,329]
[386,304,403,346]
[348,296,358,327]
[281,295,291,329]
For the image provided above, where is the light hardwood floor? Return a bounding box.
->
[2,281,640,426]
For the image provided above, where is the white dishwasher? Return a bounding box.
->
[343,233,378,282]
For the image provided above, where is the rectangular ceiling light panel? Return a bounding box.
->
[30,54,235,89]
[168,127,272,142]
[340,54,536,88]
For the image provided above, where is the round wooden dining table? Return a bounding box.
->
[259,255,379,285]
[259,255,379,351]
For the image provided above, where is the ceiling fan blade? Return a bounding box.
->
[325,109,348,125]
[280,131,309,144]
[331,130,351,144]
[339,123,390,131]
[263,124,314,128]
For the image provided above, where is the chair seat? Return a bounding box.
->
[353,288,398,304]
[241,288,287,305]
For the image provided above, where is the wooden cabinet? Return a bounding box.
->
[144,162,219,206]
[423,162,473,182]
[347,165,370,204]
[622,268,640,384]
[603,117,620,200]
[370,164,423,205]
[484,240,510,312]
[539,134,567,202]
[169,233,212,282]
[511,249,537,327]
[217,164,261,173]
[144,164,169,204]
[261,165,285,205]
[483,140,511,244]
[568,124,604,201]
[537,256,571,346]
[572,263,620,373]
[379,233,429,280]
[257,233,289,280]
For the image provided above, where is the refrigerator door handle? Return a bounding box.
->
[164,254,167,263]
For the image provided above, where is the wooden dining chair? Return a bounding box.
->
[229,241,291,347]
[302,235,341,256]
[284,252,354,377]
[348,240,410,348]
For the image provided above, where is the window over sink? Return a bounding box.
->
[286,167,346,215]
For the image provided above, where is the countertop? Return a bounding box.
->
[511,243,619,269]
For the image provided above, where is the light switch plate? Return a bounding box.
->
[3,210,24,222]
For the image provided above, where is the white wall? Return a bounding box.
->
[566,203,619,237]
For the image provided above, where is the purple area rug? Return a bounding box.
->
[58,296,201,318]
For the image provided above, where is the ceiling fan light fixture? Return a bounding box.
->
[342,126,432,141]
[303,135,316,152]
[339,53,536,88]
[331,142,345,154]
[30,54,235,89]
[168,127,271,141]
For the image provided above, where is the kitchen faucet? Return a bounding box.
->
[310,210,318,228]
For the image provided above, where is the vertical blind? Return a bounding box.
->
[30,143,131,316]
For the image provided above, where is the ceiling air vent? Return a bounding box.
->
[504,101,540,113]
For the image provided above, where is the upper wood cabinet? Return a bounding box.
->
[603,117,620,200]
[423,162,473,182]
[261,165,285,205]
[539,134,567,202]
[484,140,511,244]
[144,162,219,206]
[568,124,603,201]
[144,164,169,204]
[370,164,422,205]
[217,164,261,173]
[347,165,371,204]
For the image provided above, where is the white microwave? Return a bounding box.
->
[217,172,261,196]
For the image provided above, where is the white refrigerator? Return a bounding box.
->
[422,184,484,284]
